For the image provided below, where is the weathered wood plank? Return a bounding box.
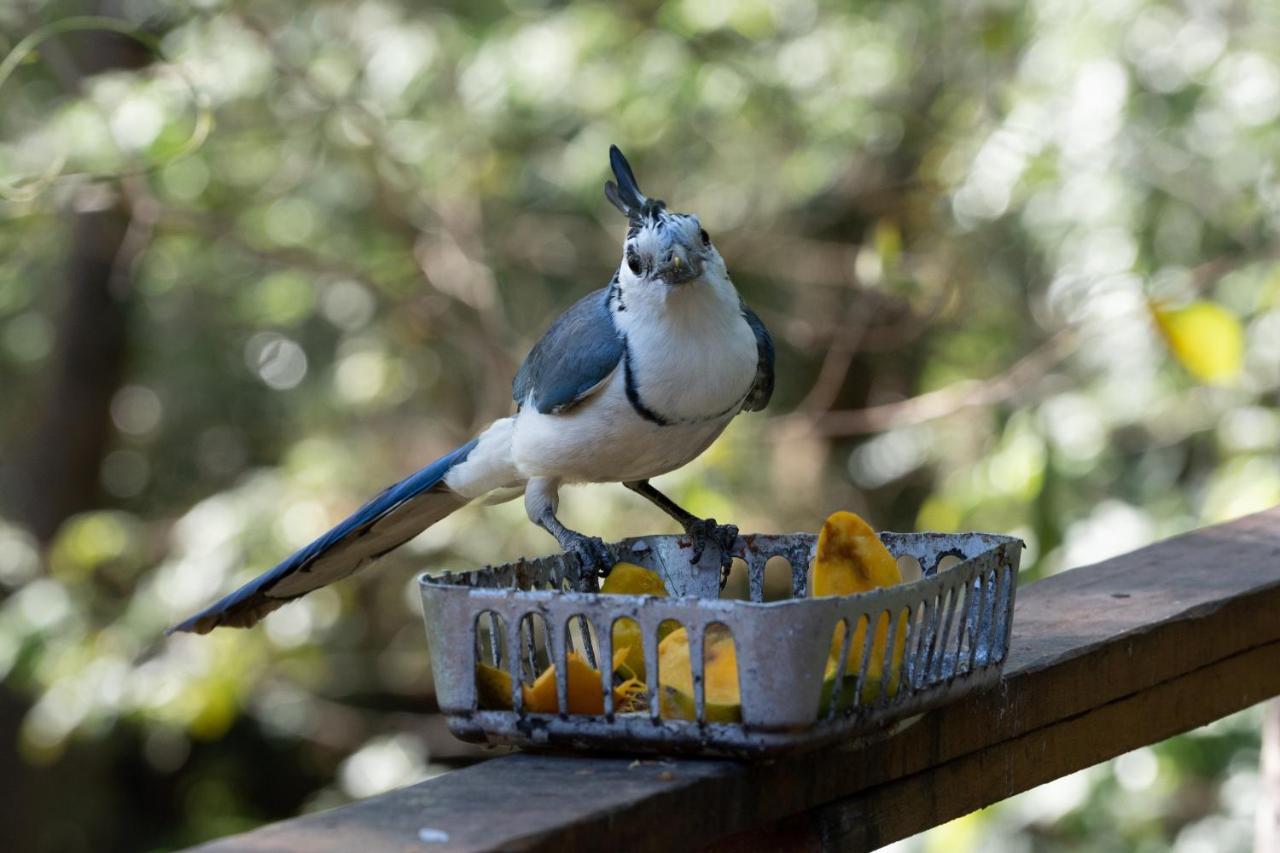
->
[729,639,1280,851]
[192,507,1280,853]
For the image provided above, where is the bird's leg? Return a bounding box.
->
[538,511,615,578]
[624,480,739,570]
[525,477,614,579]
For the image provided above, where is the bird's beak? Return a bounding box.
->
[658,246,702,285]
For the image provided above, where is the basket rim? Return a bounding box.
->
[416,529,1025,610]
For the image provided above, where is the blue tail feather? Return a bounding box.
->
[167,439,478,635]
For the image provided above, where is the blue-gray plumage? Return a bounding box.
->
[511,287,623,415]
[168,439,477,633]
[171,145,774,634]
[740,304,774,411]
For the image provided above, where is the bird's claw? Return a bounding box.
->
[685,517,738,570]
[565,533,615,581]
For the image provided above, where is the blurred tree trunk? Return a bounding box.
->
[8,198,139,541]
[0,7,154,542]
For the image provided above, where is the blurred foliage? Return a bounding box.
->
[1,0,1278,850]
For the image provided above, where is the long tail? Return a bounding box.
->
[167,439,479,635]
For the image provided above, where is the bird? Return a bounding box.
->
[169,146,775,634]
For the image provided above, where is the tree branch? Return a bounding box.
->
[781,329,1075,438]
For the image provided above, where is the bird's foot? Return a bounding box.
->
[563,532,615,580]
[684,518,739,571]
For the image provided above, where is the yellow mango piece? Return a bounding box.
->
[828,610,908,702]
[614,676,648,714]
[818,674,891,712]
[610,618,681,682]
[811,511,902,595]
[601,562,667,596]
[819,655,861,714]
[475,662,514,710]
[819,617,904,710]
[602,562,668,680]
[657,626,742,723]
[611,618,645,679]
[519,649,633,715]
[810,511,908,702]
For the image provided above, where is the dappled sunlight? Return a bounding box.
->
[338,733,431,799]
[0,0,1276,847]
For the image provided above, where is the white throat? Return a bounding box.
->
[611,269,758,424]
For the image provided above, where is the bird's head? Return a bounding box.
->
[605,145,726,291]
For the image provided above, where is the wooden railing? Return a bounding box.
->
[193,507,1280,852]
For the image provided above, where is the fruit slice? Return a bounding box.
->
[657,625,742,723]
[614,676,648,714]
[601,562,668,680]
[601,562,668,596]
[810,511,902,596]
[475,662,514,710]
[519,648,634,715]
[810,511,908,703]
[817,635,894,714]
[818,654,859,714]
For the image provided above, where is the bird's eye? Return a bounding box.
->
[626,251,642,275]
[700,228,710,246]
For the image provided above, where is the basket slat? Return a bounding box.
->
[420,531,1022,757]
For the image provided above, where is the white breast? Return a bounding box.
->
[509,272,758,485]
[511,371,735,483]
[614,274,758,423]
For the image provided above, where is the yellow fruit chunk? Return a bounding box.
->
[475,662,514,710]
[519,648,634,715]
[614,676,648,714]
[602,562,668,680]
[811,511,902,596]
[611,618,645,680]
[601,562,668,596]
[657,625,742,723]
[819,655,859,714]
[818,612,902,711]
[810,511,908,703]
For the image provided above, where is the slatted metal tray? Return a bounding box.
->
[419,531,1022,758]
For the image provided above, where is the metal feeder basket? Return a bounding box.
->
[419,530,1022,758]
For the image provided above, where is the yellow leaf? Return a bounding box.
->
[873,219,902,269]
[1152,301,1244,383]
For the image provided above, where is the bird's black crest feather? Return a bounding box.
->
[606,145,646,217]
[604,181,629,216]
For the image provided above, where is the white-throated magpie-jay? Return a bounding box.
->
[170,146,774,634]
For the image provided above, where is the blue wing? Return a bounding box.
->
[512,285,624,414]
[167,439,478,634]
[741,303,774,411]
